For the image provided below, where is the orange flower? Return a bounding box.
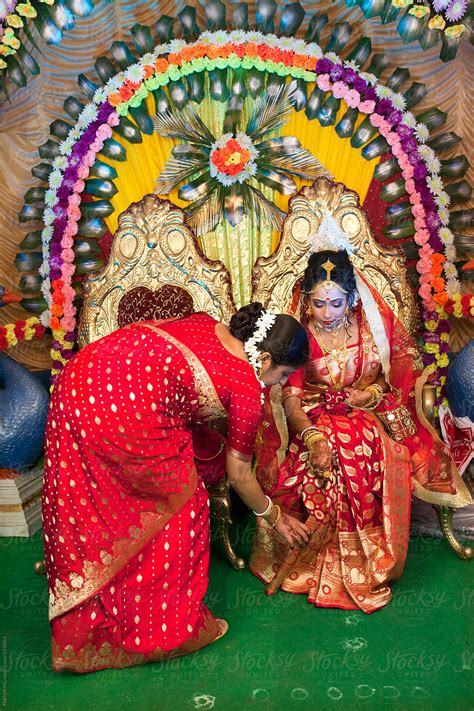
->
[168,53,182,66]
[430,263,443,277]
[304,56,316,71]
[143,64,154,79]
[51,303,64,317]
[206,45,222,60]
[293,53,307,68]
[433,291,449,306]
[119,85,135,101]
[155,58,169,73]
[50,316,60,330]
[108,92,122,107]
[244,42,258,57]
[432,277,446,293]
[430,253,446,265]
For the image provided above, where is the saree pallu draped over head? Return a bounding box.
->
[251,272,471,613]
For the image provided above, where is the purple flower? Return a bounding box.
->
[365,86,377,102]
[438,319,450,332]
[330,64,344,81]
[387,109,402,126]
[396,124,413,139]
[316,58,332,74]
[432,0,451,11]
[352,76,367,94]
[342,68,357,84]
[413,162,428,181]
[425,211,441,230]
[376,98,393,116]
[444,0,467,20]
[439,342,450,354]
[422,353,436,366]
[50,267,62,280]
[425,333,441,343]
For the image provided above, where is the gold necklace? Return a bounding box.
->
[312,320,349,390]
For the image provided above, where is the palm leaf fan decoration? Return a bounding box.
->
[154,82,330,235]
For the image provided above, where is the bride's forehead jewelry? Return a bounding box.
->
[309,259,348,298]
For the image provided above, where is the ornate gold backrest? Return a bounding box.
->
[252,177,418,334]
[78,195,235,347]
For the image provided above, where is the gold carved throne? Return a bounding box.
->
[78,194,245,569]
[252,176,471,560]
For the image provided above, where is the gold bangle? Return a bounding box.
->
[303,431,325,447]
[267,504,281,528]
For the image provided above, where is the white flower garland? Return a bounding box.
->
[243,310,277,399]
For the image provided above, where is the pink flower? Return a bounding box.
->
[411,204,425,218]
[61,235,74,249]
[61,263,76,278]
[61,248,75,263]
[358,100,375,114]
[402,167,414,180]
[378,119,390,134]
[89,139,104,153]
[62,285,76,300]
[370,113,382,128]
[73,179,85,194]
[67,205,81,221]
[392,144,403,157]
[77,165,90,180]
[332,81,346,99]
[414,229,430,245]
[385,132,399,147]
[61,316,76,332]
[85,151,96,167]
[64,222,79,237]
[417,258,432,275]
[62,303,77,318]
[317,74,331,91]
[418,284,432,299]
[107,112,120,127]
[414,216,426,231]
[68,193,81,207]
[96,124,112,141]
[405,179,416,195]
[419,243,433,258]
[344,89,360,108]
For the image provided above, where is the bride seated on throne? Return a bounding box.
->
[250,207,470,614]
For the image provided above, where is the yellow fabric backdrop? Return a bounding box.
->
[104,89,378,306]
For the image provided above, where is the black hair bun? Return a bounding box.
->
[229,302,265,342]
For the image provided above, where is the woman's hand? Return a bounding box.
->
[274,512,310,548]
[345,387,374,408]
[308,439,332,473]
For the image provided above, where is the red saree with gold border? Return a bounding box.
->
[43,313,262,672]
[251,295,470,613]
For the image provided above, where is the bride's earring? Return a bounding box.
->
[305,303,313,317]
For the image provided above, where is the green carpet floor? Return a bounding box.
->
[1,514,472,711]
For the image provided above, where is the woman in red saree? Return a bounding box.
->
[250,249,471,613]
[42,304,310,673]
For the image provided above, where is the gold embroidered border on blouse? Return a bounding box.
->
[141,323,226,421]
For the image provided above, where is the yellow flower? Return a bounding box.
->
[425,343,438,354]
[444,24,465,39]
[0,58,7,69]
[6,14,24,28]
[425,320,438,332]
[440,332,450,342]
[408,5,430,17]
[436,354,449,368]
[428,14,446,30]
[17,2,38,18]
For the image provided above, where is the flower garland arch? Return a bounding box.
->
[12,30,474,407]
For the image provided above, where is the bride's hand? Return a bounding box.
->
[309,439,332,473]
[274,512,310,548]
[346,387,374,408]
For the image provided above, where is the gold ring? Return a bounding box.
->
[322,470,331,478]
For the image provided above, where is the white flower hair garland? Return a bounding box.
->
[244,310,277,399]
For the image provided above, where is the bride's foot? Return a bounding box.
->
[210,618,228,644]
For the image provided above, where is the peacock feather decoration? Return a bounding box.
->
[154,82,329,235]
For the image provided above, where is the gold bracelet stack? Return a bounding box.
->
[302,426,325,449]
[364,383,384,409]
[253,496,281,528]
